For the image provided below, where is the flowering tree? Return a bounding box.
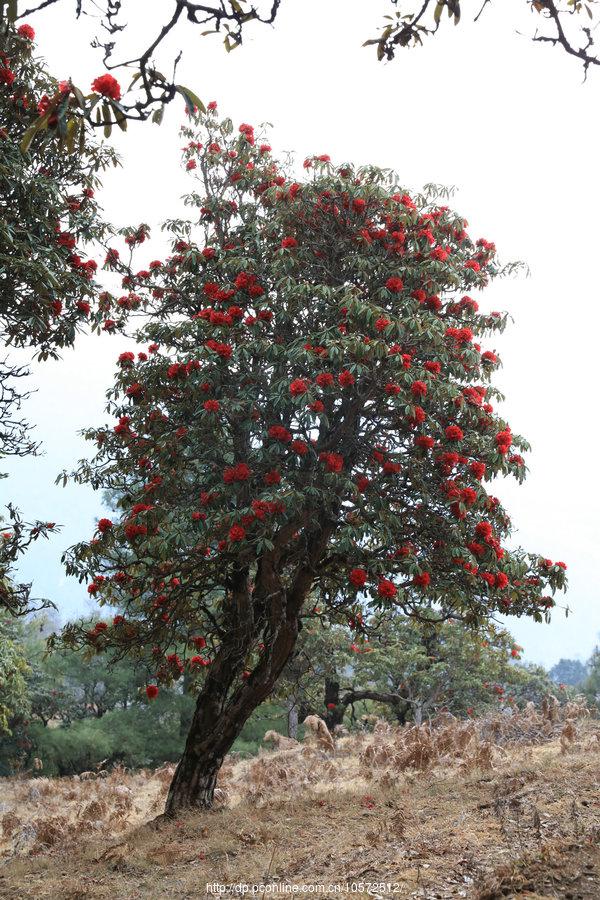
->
[61,108,566,814]
[275,614,532,731]
[0,23,114,362]
[0,23,117,613]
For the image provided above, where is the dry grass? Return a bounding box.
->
[0,703,599,899]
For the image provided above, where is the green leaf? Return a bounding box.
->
[65,118,79,154]
[19,106,54,153]
[176,85,206,115]
[152,106,165,126]
[102,102,112,138]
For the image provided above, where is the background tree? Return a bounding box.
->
[276,613,557,731]
[0,612,290,775]
[1,0,598,136]
[59,107,566,814]
[582,645,600,705]
[0,22,117,614]
[0,613,30,733]
[549,656,588,686]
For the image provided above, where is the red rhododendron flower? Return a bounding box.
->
[146,685,159,700]
[290,378,309,396]
[475,521,493,540]
[411,381,427,398]
[91,73,121,101]
[17,23,35,40]
[229,524,246,542]
[291,439,308,456]
[377,579,397,599]
[97,518,113,533]
[203,399,220,412]
[281,236,298,249]
[470,461,486,480]
[223,462,251,483]
[268,424,292,443]
[349,568,367,588]
[385,277,404,293]
[319,452,344,473]
[338,370,355,388]
[316,372,334,388]
[415,435,434,450]
[413,572,431,588]
[445,425,464,441]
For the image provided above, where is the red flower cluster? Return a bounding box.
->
[319,452,344,473]
[290,378,309,396]
[268,425,292,443]
[377,579,397,599]
[349,568,367,588]
[223,462,251,483]
[17,23,35,40]
[91,73,121,101]
[385,277,404,293]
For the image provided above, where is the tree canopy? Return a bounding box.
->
[56,106,567,812]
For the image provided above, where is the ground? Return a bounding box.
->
[0,706,598,899]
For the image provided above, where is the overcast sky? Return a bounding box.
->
[3,0,599,666]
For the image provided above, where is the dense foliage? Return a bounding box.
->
[0,615,30,733]
[0,23,116,614]
[0,24,114,365]
[276,614,560,730]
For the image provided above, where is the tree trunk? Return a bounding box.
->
[164,518,334,816]
[324,677,345,731]
[164,609,302,815]
[286,698,299,739]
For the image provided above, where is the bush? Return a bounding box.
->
[26,697,292,774]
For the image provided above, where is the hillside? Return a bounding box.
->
[1,704,599,899]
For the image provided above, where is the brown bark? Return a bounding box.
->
[164,595,302,815]
[164,521,333,816]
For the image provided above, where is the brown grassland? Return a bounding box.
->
[0,700,599,899]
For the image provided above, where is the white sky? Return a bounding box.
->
[3,0,600,666]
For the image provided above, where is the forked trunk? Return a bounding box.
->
[165,520,334,816]
[164,616,301,815]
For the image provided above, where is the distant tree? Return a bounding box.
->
[1,1,598,136]
[582,646,600,705]
[549,657,588,686]
[276,613,552,731]
[0,614,30,733]
[59,108,567,814]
